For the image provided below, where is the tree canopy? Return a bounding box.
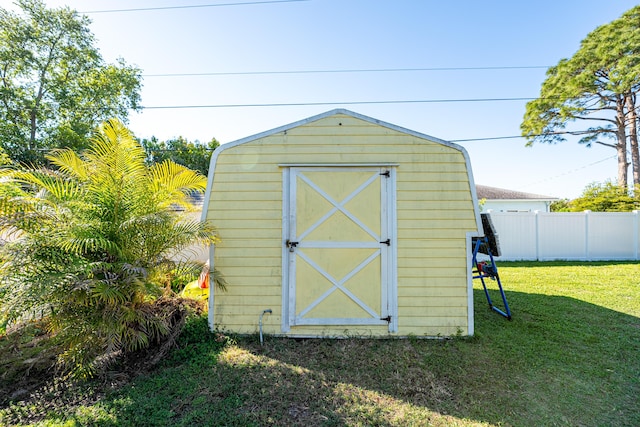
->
[521,6,640,189]
[567,181,640,212]
[141,136,219,176]
[0,0,142,165]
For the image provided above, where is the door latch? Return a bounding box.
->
[286,239,298,252]
[380,315,391,322]
[380,239,390,246]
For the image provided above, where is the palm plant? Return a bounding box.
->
[0,119,219,377]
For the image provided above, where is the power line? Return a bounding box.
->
[143,65,550,78]
[140,97,537,109]
[451,131,602,143]
[517,155,618,191]
[451,130,622,143]
[450,135,528,142]
[80,0,309,14]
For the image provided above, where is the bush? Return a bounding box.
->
[568,181,640,212]
[0,119,219,377]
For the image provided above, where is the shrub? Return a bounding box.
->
[0,119,219,377]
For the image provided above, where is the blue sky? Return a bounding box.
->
[5,0,639,198]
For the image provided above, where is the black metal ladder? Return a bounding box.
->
[472,214,512,320]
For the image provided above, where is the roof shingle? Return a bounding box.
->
[476,185,557,200]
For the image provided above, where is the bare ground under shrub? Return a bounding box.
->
[0,297,203,425]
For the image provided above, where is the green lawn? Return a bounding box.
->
[1,262,639,426]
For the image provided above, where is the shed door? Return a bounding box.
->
[285,166,396,331]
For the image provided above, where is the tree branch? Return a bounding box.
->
[594,141,618,149]
[30,32,64,148]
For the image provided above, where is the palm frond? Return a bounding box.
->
[85,119,147,178]
[149,160,207,191]
[59,236,121,257]
[116,213,216,265]
[210,267,228,291]
[83,120,148,220]
[10,169,83,202]
[148,160,207,209]
[46,148,90,181]
[0,195,60,236]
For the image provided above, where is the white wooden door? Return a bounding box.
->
[284,166,396,331]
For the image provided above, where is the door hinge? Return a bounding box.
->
[380,170,390,177]
[286,239,298,252]
[380,315,391,322]
[380,238,390,246]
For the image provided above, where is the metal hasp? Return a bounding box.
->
[286,239,298,252]
[472,213,512,320]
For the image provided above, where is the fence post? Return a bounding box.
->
[534,210,540,261]
[634,210,639,260]
[584,210,591,261]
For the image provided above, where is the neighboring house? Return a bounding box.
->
[476,185,557,212]
[202,109,482,337]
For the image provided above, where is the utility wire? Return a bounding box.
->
[517,155,618,190]
[80,0,309,14]
[452,131,605,143]
[450,135,529,142]
[138,100,590,144]
[143,65,550,78]
[140,97,537,109]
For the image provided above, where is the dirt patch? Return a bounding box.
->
[0,298,203,425]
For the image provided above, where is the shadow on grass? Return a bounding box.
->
[30,289,640,427]
[462,288,640,426]
[496,260,639,267]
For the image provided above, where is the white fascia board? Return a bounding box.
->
[200,145,219,222]
[466,157,483,236]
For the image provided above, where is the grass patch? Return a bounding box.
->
[1,261,638,426]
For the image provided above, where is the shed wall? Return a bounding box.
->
[206,114,478,336]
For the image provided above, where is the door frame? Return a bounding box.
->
[280,164,398,333]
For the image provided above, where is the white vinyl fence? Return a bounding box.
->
[486,210,640,261]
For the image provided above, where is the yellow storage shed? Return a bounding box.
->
[202,109,482,337]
